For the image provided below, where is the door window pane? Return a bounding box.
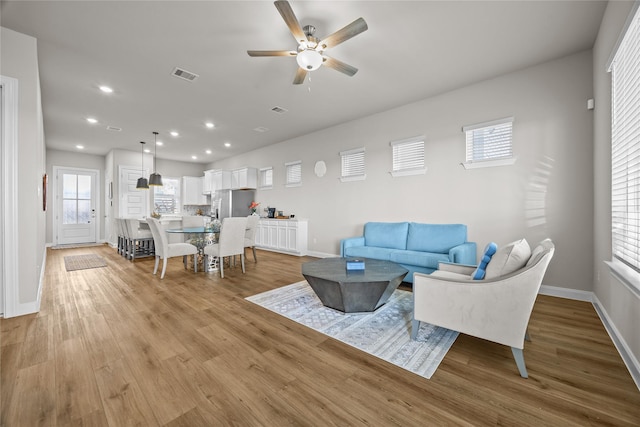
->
[77,175,91,199]
[63,174,77,198]
[78,200,91,223]
[63,200,77,224]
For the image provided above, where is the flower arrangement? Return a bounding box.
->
[249,201,260,215]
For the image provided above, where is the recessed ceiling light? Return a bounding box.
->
[99,86,113,93]
[156,141,163,146]
[191,155,198,160]
[205,122,215,129]
[76,145,84,149]
[170,131,179,137]
[224,142,231,147]
[144,149,151,153]
[205,149,212,154]
[86,117,98,124]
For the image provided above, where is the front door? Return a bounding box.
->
[56,168,98,245]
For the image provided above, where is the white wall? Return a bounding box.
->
[211,50,594,293]
[1,27,46,311]
[592,0,640,381]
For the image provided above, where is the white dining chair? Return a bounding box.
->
[146,217,199,279]
[244,215,260,263]
[204,217,248,278]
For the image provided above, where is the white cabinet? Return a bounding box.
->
[182,176,207,205]
[231,167,257,190]
[203,169,232,193]
[256,219,307,256]
[203,170,214,194]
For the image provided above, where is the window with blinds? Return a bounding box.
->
[259,167,273,189]
[390,136,426,177]
[609,5,640,276]
[462,117,516,169]
[285,161,302,187]
[340,147,366,182]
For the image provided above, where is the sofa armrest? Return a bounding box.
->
[340,236,365,256]
[437,262,476,275]
[448,242,477,265]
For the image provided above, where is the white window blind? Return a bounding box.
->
[462,117,515,168]
[259,167,273,189]
[340,147,366,182]
[610,5,640,274]
[285,161,301,187]
[390,136,426,177]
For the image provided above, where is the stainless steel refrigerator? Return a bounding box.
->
[212,189,256,219]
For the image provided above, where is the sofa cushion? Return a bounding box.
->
[430,270,472,280]
[472,242,498,280]
[343,246,394,261]
[485,238,531,279]
[406,223,468,253]
[364,222,409,250]
[390,249,450,269]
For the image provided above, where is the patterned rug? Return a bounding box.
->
[246,281,458,379]
[64,254,108,271]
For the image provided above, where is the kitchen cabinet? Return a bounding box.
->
[182,176,208,205]
[231,167,257,190]
[255,219,307,256]
[203,169,231,193]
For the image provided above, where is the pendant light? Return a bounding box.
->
[136,141,149,189]
[148,131,163,186]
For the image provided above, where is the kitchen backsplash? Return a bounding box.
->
[183,205,211,216]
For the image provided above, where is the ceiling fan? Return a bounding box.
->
[247,0,368,84]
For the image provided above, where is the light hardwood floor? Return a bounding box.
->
[2,245,639,426]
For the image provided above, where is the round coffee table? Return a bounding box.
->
[301,257,408,313]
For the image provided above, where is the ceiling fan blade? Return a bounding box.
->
[293,67,308,85]
[322,56,358,77]
[274,1,308,45]
[318,17,368,50]
[247,50,297,57]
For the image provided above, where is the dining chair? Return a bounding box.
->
[146,217,199,279]
[119,218,132,259]
[116,218,126,256]
[125,218,155,260]
[204,216,248,278]
[244,215,260,263]
[181,215,206,244]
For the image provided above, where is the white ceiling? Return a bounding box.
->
[0,0,607,164]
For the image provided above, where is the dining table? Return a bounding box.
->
[165,226,220,272]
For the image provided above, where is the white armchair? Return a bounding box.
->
[411,239,555,378]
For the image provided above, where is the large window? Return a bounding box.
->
[462,117,515,169]
[609,4,640,280]
[153,177,181,214]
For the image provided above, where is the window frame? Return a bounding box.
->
[259,167,273,190]
[284,161,302,188]
[390,136,426,177]
[152,176,181,215]
[462,117,516,169]
[606,2,640,293]
[339,147,366,182]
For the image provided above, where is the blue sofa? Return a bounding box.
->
[340,222,477,283]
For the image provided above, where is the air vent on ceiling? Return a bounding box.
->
[271,106,288,114]
[253,126,269,133]
[171,67,199,82]
[106,126,122,132]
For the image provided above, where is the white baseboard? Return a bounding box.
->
[539,283,639,391]
[305,250,338,258]
[539,284,593,302]
[592,295,640,390]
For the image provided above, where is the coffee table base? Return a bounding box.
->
[304,275,405,313]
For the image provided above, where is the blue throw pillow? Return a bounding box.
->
[472,242,498,280]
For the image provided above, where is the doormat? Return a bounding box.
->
[246,281,458,379]
[64,254,107,271]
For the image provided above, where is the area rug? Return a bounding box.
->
[64,254,107,271]
[246,281,458,379]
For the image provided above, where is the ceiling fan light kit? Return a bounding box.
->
[248,0,368,84]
